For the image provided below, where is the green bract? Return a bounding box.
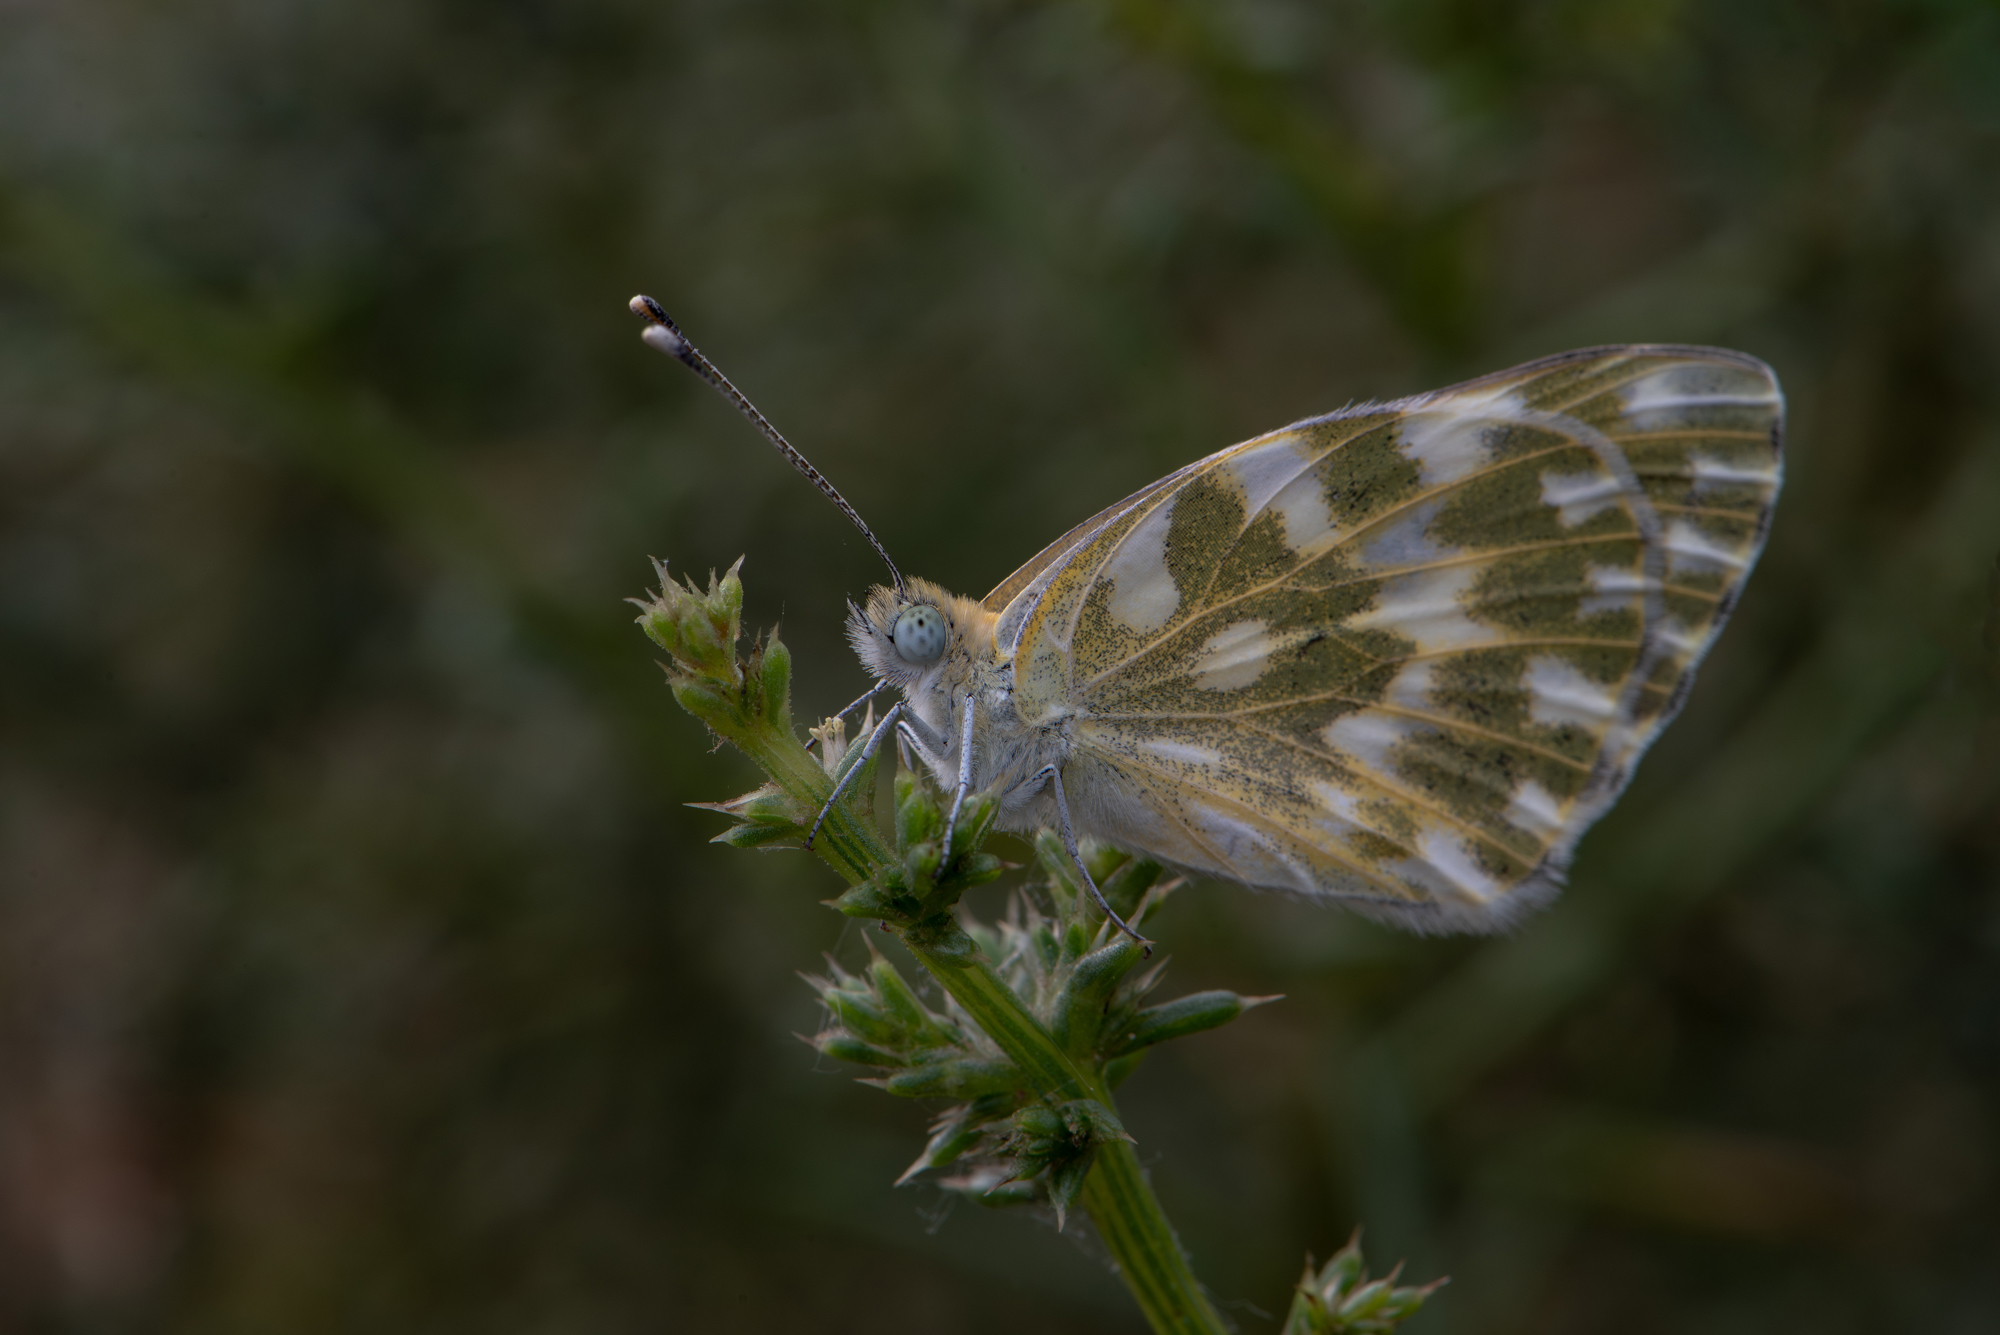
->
[1283,1232,1447,1335]
[802,788,1275,1224]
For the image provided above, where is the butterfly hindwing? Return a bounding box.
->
[989,346,1782,930]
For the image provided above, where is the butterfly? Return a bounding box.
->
[633,298,1783,940]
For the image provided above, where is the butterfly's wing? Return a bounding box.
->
[988,345,1783,931]
[983,468,1199,612]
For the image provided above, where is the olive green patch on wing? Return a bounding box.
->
[1532,348,1785,744]
[997,345,1781,927]
[1069,714,1538,911]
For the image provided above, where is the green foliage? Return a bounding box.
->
[829,775,1007,926]
[802,770,1277,1234]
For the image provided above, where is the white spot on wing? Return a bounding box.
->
[1103,497,1180,631]
[1192,619,1276,692]
[1225,438,1313,520]
[1188,803,1316,893]
[1398,386,1523,485]
[1388,831,1504,903]
[1268,467,1336,554]
[1322,709,1421,772]
[1360,497,1455,569]
[1415,829,1503,902]
[1690,452,1780,497]
[1663,519,1749,575]
[1539,469,1626,527]
[1580,564,1655,617]
[1656,615,1702,658]
[1399,413,1491,485]
[1351,562,1492,650]
[1523,655,1620,730]
[1621,366,1780,417]
[1381,659,1435,710]
[1139,737,1223,769]
[1601,721,1647,774]
[1311,780,1362,828]
[1504,779,1565,839]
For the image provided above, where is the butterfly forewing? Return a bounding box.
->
[989,346,1782,930]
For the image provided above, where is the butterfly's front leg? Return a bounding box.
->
[938,694,977,858]
[805,701,904,851]
[1031,764,1151,951]
[887,696,976,865]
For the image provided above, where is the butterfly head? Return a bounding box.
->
[847,578,995,691]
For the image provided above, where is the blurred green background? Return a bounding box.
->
[3,0,1998,1330]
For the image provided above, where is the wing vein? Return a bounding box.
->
[1652,502,1772,519]
[1387,638,1644,663]
[1073,441,1607,693]
[1056,415,1401,664]
[1188,447,1329,614]
[1542,358,1725,415]
[1612,427,1772,443]
[1090,746,1422,898]
[1231,720,1541,864]
[1092,697,1595,774]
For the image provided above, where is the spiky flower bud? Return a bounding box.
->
[995,1097,1130,1227]
[1049,938,1142,1057]
[878,1058,1024,1100]
[1282,1232,1446,1334]
[690,783,804,849]
[1106,989,1280,1059]
[829,773,1003,925]
[634,556,744,687]
[803,829,1290,1228]
[631,557,802,777]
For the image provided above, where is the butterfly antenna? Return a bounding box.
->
[630,295,905,596]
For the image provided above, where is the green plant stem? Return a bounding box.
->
[1081,1141,1223,1335]
[899,925,1228,1334]
[671,675,893,885]
[898,926,1096,1100]
[708,698,1227,1334]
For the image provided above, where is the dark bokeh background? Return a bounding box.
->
[4,1,1999,1331]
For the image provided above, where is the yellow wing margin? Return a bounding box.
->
[996,345,1783,932]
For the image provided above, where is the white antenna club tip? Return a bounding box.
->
[630,296,688,356]
[625,293,906,591]
[640,323,687,357]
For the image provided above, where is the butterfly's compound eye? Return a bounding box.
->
[892,605,948,665]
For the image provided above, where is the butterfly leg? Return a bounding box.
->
[805,701,902,851]
[938,694,977,857]
[1036,764,1152,951]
